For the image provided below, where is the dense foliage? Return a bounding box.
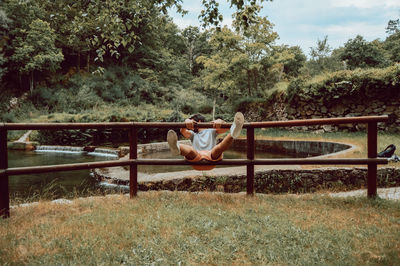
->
[287,65,400,104]
[0,0,399,128]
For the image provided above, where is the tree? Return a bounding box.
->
[1,0,274,104]
[197,16,278,117]
[384,14,400,63]
[199,0,272,29]
[47,0,98,71]
[384,32,400,63]
[301,36,344,76]
[271,45,306,79]
[306,36,333,74]
[196,27,240,118]
[386,18,399,35]
[340,35,386,69]
[229,16,278,96]
[181,26,212,75]
[11,19,63,93]
[0,9,11,82]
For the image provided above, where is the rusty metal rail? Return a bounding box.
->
[0,115,389,218]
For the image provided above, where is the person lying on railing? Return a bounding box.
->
[167,112,244,171]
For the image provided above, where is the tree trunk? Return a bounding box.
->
[212,96,216,121]
[18,72,22,90]
[278,64,284,82]
[29,71,34,95]
[77,52,81,71]
[247,69,251,96]
[87,53,90,72]
[254,69,258,92]
[188,45,193,74]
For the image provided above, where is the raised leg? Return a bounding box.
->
[211,112,244,160]
[211,134,233,160]
[179,144,199,160]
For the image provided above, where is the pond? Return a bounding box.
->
[138,149,301,174]
[8,150,116,199]
[8,147,303,198]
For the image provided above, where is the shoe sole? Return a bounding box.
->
[231,112,244,138]
[167,130,180,155]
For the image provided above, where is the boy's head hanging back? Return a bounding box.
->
[189,113,206,122]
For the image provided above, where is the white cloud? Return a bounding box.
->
[325,22,385,39]
[332,0,400,9]
[172,16,200,29]
[180,1,203,13]
[323,22,387,49]
[169,0,397,54]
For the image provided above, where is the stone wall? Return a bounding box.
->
[135,167,400,194]
[247,95,400,132]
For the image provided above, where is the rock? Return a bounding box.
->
[330,104,346,115]
[385,105,397,112]
[374,107,385,113]
[51,199,73,205]
[355,105,365,112]
[355,124,367,130]
[322,125,333,132]
[83,146,96,152]
[313,129,325,134]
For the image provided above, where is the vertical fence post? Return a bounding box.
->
[129,125,138,198]
[367,122,378,198]
[246,127,255,195]
[0,127,10,218]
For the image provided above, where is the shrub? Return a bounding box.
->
[33,104,179,145]
[233,96,265,113]
[175,89,210,115]
[0,112,15,122]
[287,65,400,104]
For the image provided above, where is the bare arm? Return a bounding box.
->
[180,118,195,139]
[213,119,229,134]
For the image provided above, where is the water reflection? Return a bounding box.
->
[8,150,114,198]
[8,147,299,198]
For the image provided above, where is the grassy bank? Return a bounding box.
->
[1,192,399,264]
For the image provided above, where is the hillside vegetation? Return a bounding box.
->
[1,1,400,127]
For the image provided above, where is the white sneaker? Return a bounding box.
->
[167,130,180,155]
[230,112,244,139]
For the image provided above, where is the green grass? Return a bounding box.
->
[264,81,289,98]
[1,192,399,264]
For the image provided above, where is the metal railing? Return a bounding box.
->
[0,115,389,218]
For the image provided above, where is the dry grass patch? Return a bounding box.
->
[1,192,399,265]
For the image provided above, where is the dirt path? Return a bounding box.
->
[328,187,400,200]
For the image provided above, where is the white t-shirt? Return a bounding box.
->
[189,129,217,151]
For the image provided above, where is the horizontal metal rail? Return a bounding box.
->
[1,115,388,130]
[1,158,388,177]
[0,115,390,218]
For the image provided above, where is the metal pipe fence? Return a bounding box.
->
[0,115,389,218]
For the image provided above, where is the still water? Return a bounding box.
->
[8,148,297,198]
[138,149,295,174]
[8,150,115,198]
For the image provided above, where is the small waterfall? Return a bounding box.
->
[35,145,119,158]
[35,145,83,154]
[99,182,129,191]
[87,148,119,158]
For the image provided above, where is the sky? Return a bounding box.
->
[169,0,400,55]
